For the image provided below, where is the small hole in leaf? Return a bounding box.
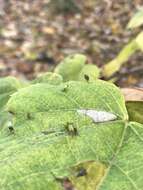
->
[8,126,14,134]
[84,74,89,82]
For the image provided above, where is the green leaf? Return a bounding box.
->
[31,72,63,85]
[7,81,128,121]
[1,80,143,189]
[98,122,143,190]
[78,64,100,81]
[127,9,143,29]
[54,54,87,81]
[0,77,21,109]
[0,77,21,138]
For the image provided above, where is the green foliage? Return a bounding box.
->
[0,78,141,189]
[78,64,100,82]
[0,76,22,111]
[0,52,142,189]
[55,54,100,81]
[55,54,86,81]
[31,72,63,85]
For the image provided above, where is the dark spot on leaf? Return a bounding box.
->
[8,126,14,134]
[61,85,68,92]
[76,168,87,177]
[8,110,15,115]
[41,130,55,135]
[84,74,89,82]
[27,113,33,120]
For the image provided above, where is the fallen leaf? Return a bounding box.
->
[121,88,143,101]
[122,88,143,123]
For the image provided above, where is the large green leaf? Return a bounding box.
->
[0,80,143,189]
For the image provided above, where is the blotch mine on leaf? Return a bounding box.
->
[70,161,107,190]
[77,109,117,123]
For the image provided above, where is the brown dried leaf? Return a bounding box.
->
[121,88,143,101]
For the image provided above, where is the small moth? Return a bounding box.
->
[65,122,78,136]
[77,109,117,123]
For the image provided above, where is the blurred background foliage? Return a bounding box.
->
[0,0,143,87]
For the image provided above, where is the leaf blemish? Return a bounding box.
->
[84,74,89,82]
[65,122,78,136]
[8,110,15,115]
[77,109,117,123]
[76,168,87,177]
[7,121,14,134]
[41,130,55,135]
[61,84,68,92]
